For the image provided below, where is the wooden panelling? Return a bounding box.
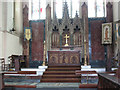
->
[31,22,44,61]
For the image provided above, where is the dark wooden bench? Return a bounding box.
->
[98,73,120,89]
[75,70,98,88]
[0,72,4,90]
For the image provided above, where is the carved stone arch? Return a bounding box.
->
[51,32,60,48]
[51,25,60,48]
[73,25,82,46]
[73,31,82,46]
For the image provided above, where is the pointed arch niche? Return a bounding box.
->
[51,26,60,48]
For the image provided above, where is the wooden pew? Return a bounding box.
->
[0,58,9,71]
[98,73,120,89]
[0,72,4,90]
[75,70,98,88]
[8,55,27,71]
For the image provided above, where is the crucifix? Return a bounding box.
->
[64,34,69,46]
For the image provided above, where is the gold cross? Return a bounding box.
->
[64,34,69,46]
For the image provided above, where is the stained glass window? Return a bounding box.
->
[56,0,63,18]
[72,0,79,18]
[29,0,46,20]
[88,0,106,17]
[56,0,79,19]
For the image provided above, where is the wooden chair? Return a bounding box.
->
[75,70,98,88]
[0,58,9,71]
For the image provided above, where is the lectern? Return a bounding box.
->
[10,55,21,71]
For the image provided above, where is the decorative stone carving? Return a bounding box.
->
[49,2,84,50]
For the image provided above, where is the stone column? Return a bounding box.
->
[79,1,82,18]
[23,4,29,67]
[0,1,2,30]
[15,1,23,36]
[106,2,113,71]
[82,2,89,65]
[53,0,56,19]
[46,4,51,62]
[2,2,7,63]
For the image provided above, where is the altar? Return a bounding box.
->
[46,2,86,66]
[48,50,80,66]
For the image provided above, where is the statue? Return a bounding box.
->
[105,28,109,40]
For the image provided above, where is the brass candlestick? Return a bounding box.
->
[84,40,87,66]
[42,41,46,66]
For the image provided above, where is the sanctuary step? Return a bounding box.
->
[40,66,81,83]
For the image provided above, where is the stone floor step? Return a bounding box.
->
[41,66,81,83]
[46,68,80,71]
[43,71,75,75]
[42,75,80,78]
[48,66,81,68]
[41,78,80,82]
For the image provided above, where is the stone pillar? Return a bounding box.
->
[23,4,29,67]
[119,1,120,20]
[82,2,89,65]
[53,0,56,19]
[79,2,82,18]
[1,2,7,31]
[0,1,2,30]
[106,2,113,22]
[46,4,51,61]
[15,1,23,36]
[51,0,56,19]
[2,2,7,63]
[106,2,113,71]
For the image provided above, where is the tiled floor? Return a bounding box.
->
[4,67,101,89]
[5,87,97,90]
[4,78,98,87]
[37,83,80,88]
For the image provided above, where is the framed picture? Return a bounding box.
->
[24,27,32,41]
[115,23,119,42]
[118,25,120,37]
[102,23,112,44]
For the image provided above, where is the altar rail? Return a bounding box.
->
[98,73,120,89]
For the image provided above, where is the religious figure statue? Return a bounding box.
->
[105,28,109,40]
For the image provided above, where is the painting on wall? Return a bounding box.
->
[102,23,112,44]
[118,25,120,37]
[24,27,32,41]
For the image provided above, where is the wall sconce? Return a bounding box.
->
[10,28,16,33]
[10,16,16,33]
